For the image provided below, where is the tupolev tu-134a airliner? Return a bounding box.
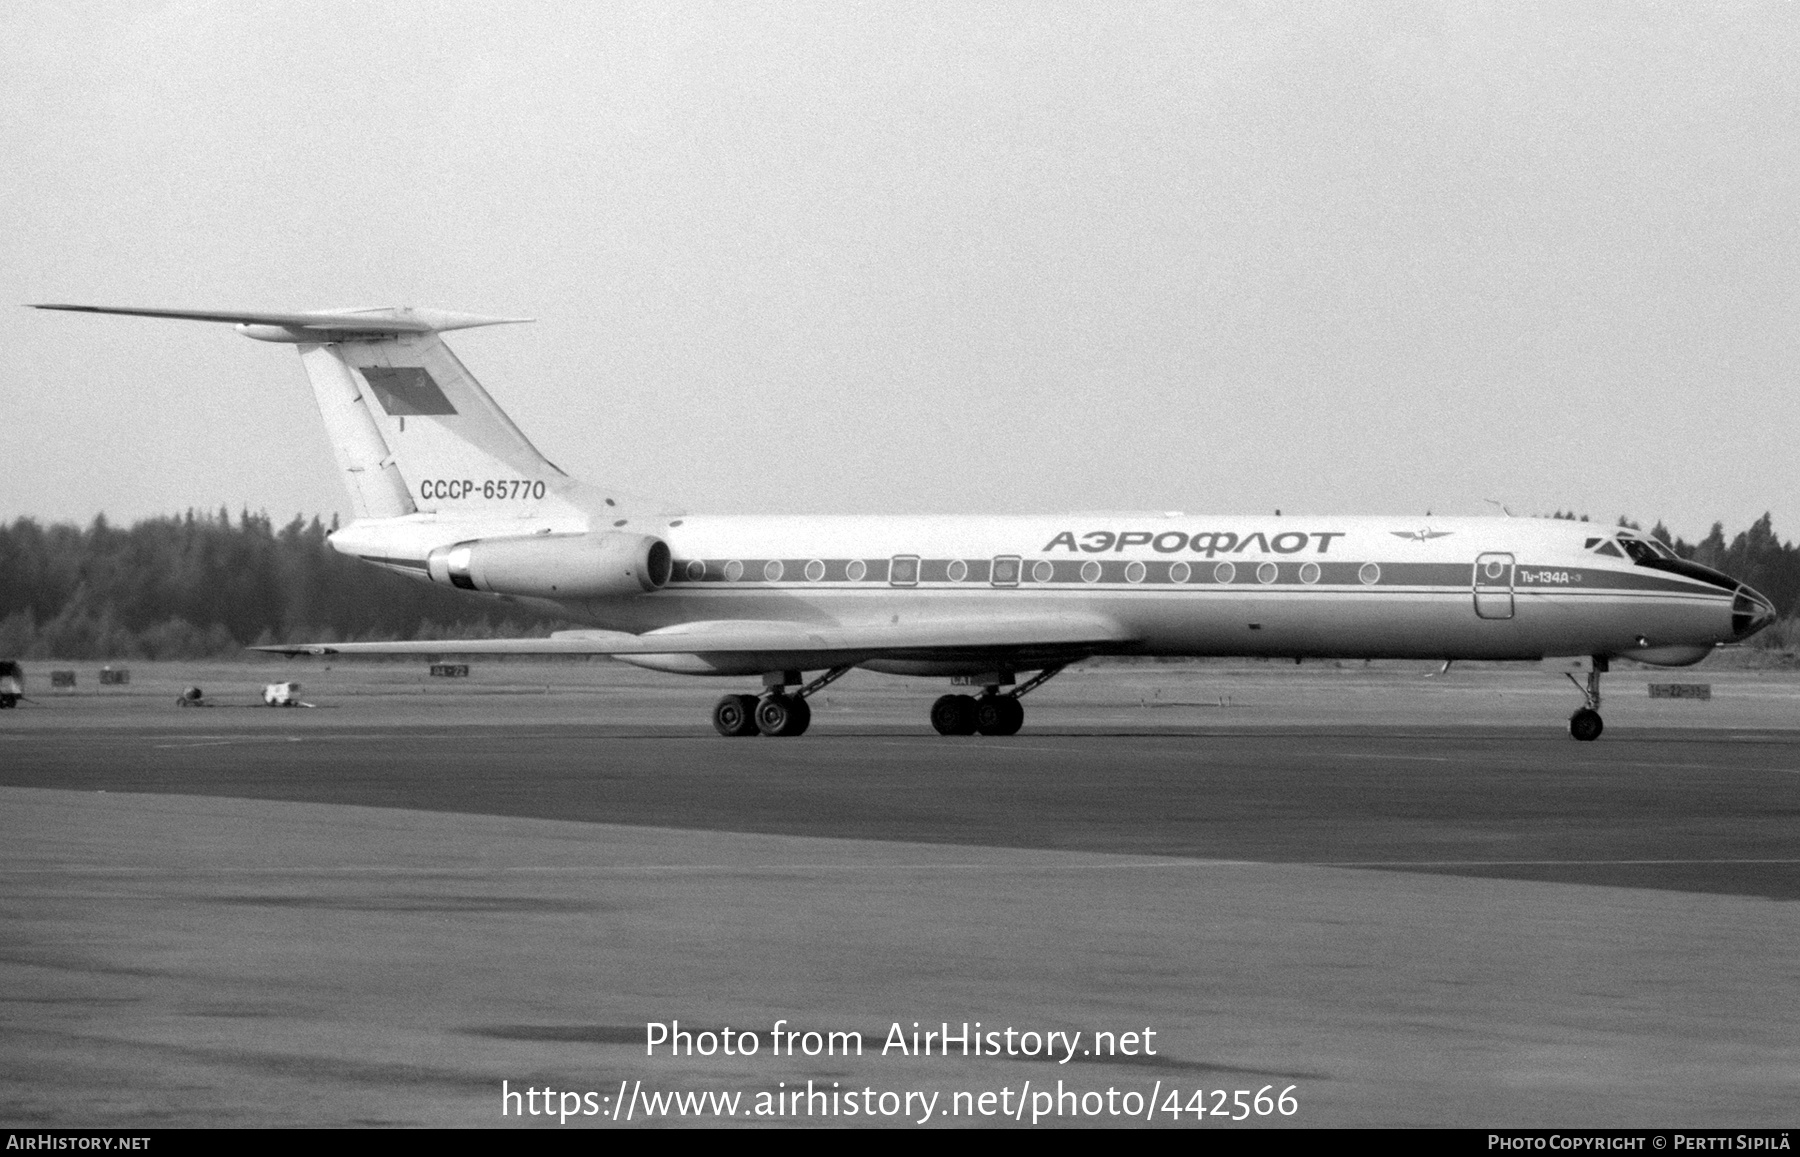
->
[34,303,1779,741]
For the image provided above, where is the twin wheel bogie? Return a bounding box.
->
[930,693,1023,736]
[711,692,810,737]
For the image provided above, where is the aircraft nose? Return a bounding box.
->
[1731,584,1779,641]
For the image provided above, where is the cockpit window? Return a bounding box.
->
[1611,532,1738,592]
[1615,535,1677,564]
[1593,540,1623,558]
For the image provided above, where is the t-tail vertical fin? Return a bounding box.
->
[29,304,656,524]
[323,330,578,519]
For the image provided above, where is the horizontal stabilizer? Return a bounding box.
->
[251,615,1135,660]
[30,304,531,335]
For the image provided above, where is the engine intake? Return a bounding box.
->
[427,532,671,598]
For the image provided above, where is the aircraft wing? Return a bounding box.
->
[251,615,1136,666]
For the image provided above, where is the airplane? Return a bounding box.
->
[33,303,1780,741]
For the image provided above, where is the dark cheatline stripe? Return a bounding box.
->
[665,557,1721,596]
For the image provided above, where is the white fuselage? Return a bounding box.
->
[331,512,1751,674]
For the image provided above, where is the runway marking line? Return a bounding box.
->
[865,746,1788,773]
[866,740,1077,755]
[1342,754,1788,773]
[0,862,1267,876]
[1316,858,1800,867]
[9,859,1799,877]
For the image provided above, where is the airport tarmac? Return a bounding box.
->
[2,659,1797,1127]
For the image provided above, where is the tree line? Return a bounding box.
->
[0,510,566,660]
[1646,514,1798,624]
[0,508,1794,660]
[1552,509,1799,629]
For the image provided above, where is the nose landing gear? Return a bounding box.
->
[1565,657,1607,741]
[1569,707,1603,742]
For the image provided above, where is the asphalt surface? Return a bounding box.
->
[4,662,1798,1127]
[2,722,1796,899]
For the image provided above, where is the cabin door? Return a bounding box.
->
[1473,552,1515,620]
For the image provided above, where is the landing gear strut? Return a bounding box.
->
[713,667,852,738]
[931,665,1064,736]
[1564,657,1607,742]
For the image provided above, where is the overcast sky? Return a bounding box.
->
[2,1,1795,541]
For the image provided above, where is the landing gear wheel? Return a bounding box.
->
[755,694,812,737]
[1569,708,1604,742]
[930,693,979,736]
[974,695,1023,736]
[712,693,761,737]
[0,694,15,709]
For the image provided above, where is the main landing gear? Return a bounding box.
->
[930,665,1065,737]
[711,664,1069,738]
[1564,657,1607,742]
[712,667,851,738]
[930,693,1021,736]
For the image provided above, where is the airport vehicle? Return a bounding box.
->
[34,304,1779,740]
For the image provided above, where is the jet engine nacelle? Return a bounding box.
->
[427,532,671,598]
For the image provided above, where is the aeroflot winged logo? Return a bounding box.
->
[1390,528,1455,543]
